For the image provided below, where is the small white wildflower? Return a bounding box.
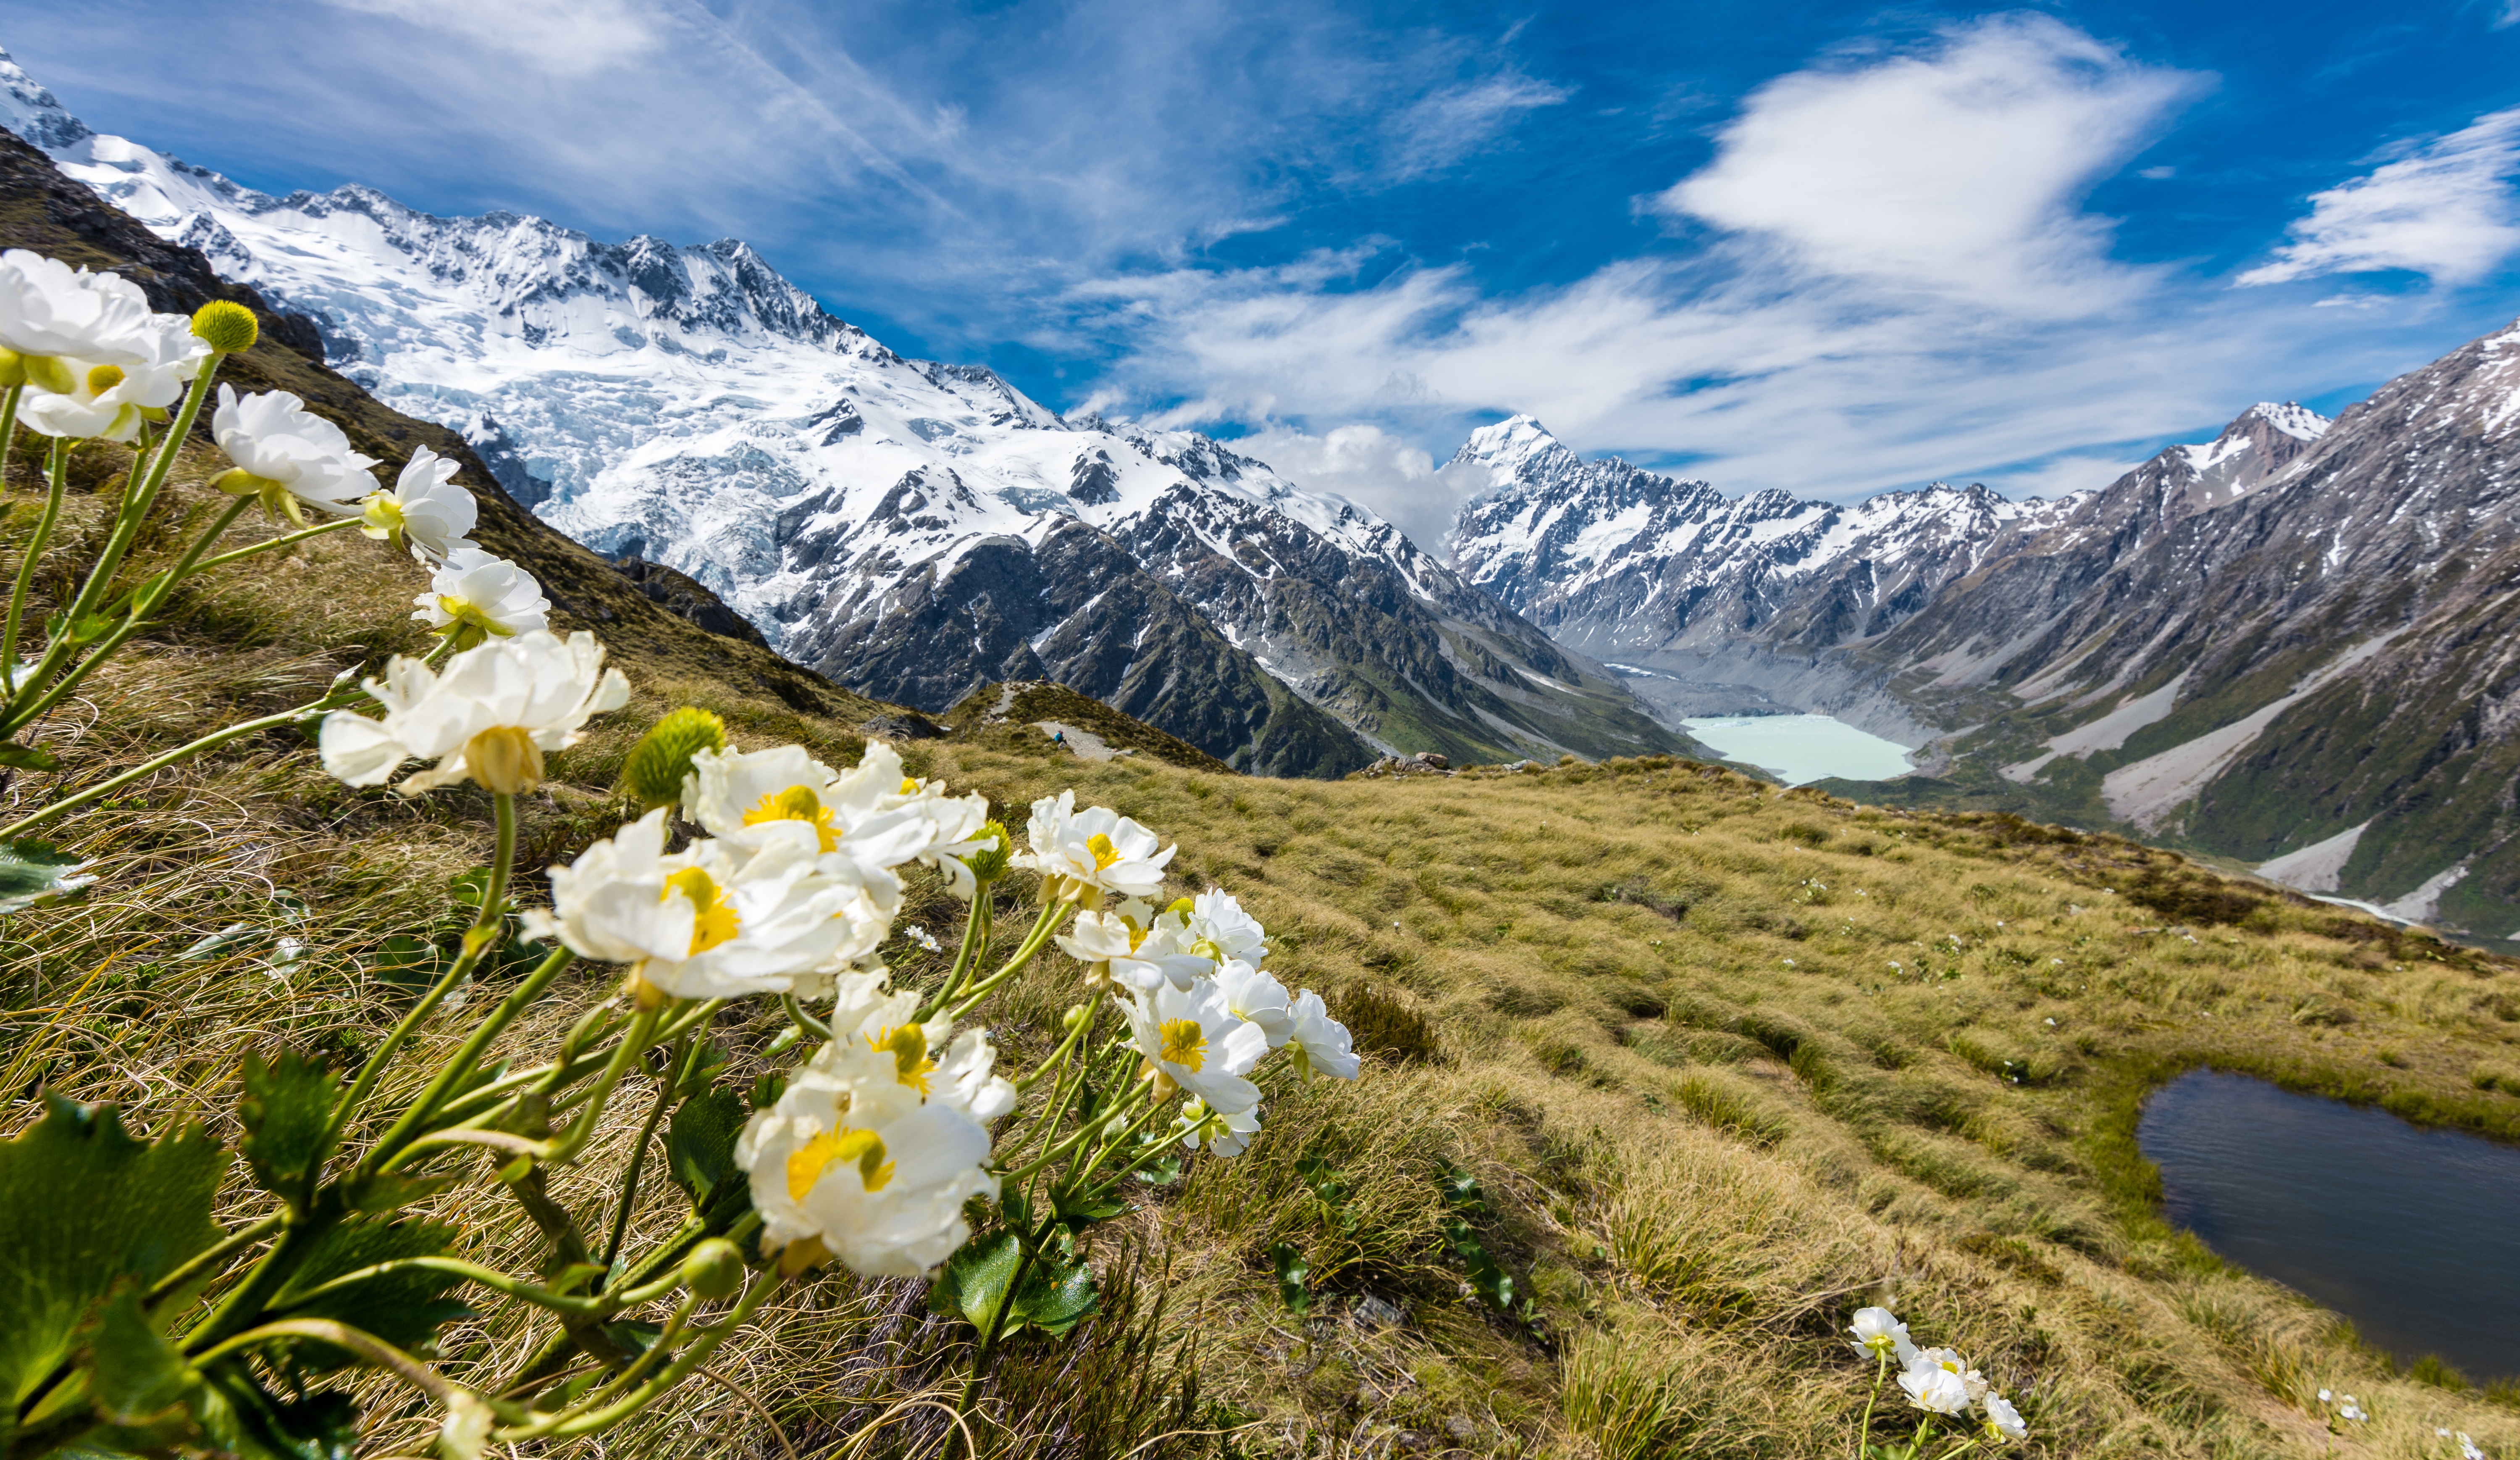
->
[1846,1307,1917,1365]
[904,925,942,954]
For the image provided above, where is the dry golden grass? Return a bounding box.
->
[5,445,2520,1458]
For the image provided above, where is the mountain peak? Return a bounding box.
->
[0,46,90,152]
[2237,400,2330,443]
[1452,414,1562,468]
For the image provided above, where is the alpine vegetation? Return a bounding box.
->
[1845,1305,2029,1456]
[0,247,1354,1459]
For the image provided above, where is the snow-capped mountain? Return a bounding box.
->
[1443,415,2081,731]
[1856,333,2520,933]
[1,46,1682,776]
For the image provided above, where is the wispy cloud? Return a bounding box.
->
[319,0,662,73]
[1381,74,1567,182]
[2238,108,2520,286]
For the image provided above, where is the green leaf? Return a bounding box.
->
[0,1099,226,1422]
[0,741,60,772]
[926,1231,1102,1339]
[368,935,441,995]
[1050,1186,1129,1230]
[1269,1242,1312,1316]
[179,922,261,961]
[238,1049,340,1205]
[269,1220,468,1371]
[666,1086,748,1211]
[43,610,115,647]
[0,837,92,914]
[192,1369,360,1460]
[86,1283,200,1426]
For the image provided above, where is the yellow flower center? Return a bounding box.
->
[1167,897,1196,917]
[435,595,517,639]
[1087,832,1120,868]
[84,363,124,396]
[360,492,408,542]
[786,1127,892,1200]
[743,784,839,852]
[663,866,739,955]
[867,1024,935,1094]
[898,777,919,794]
[1158,1017,1207,1072]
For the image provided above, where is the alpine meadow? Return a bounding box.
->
[5,10,2520,1460]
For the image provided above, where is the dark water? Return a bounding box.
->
[2137,1069,2520,1381]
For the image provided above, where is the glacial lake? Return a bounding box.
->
[2137,1070,2520,1381]
[1678,714,1916,786]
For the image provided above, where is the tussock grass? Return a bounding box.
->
[7,441,2520,1455]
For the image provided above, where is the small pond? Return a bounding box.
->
[2137,1069,2520,1381]
[1678,714,1916,786]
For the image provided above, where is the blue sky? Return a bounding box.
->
[12,0,2520,545]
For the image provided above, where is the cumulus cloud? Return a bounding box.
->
[2237,108,2520,287]
[1232,422,1450,545]
[1657,14,2203,315]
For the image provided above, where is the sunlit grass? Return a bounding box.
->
[5,437,2520,1455]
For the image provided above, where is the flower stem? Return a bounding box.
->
[1856,1355,1886,1460]
[1,436,68,691]
[358,939,576,1177]
[941,896,1074,1021]
[599,1037,683,1276]
[4,357,223,732]
[0,665,362,842]
[323,792,517,1163]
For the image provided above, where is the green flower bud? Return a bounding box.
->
[617,706,727,809]
[190,299,259,355]
[682,1237,746,1300]
[959,820,1013,884]
[19,353,73,395]
[1062,1003,1091,1034]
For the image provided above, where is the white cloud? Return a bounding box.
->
[320,0,662,72]
[1657,14,2204,315]
[2237,108,2520,287]
[1382,74,1568,181]
[1232,422,1449,545]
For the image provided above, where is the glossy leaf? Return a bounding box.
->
[238,1048,339,1204]
[85,1283,199,1426]
[269,1220,468,1371]
[0,837,91,914]
[1269,1242,1312,1315]
[0,741,60,772]
[0,1099,226,1423]
[927,1231,1102,1339]
[666,1086,748,1211]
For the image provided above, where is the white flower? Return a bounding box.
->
[0,250,158,367]
[1055,908,1212,993]
[413,547,551,647]
[2460,1434,2484,1460]
[530,811,883,1001]
[1177,1096,1261,1156]
[362,445,477,562]
[18,354,184,442]
[318,629,627,795]
[1213,959,1294,1047]
[1119,977,1267,1115]
[211,385,380,523]
[1981,1392,2027,1442]
[2336,1396,2366,1423]
[791,989,1017,1124]
[684,740,987,885]
[1019,791,1174,902]
[1179,888,1268,963]
[1848,1307,1919,1365]
[1900,1364,1972,1416]
[1286,988,1360,1080]
[903,924,941,954]
[2318,1389,2333,1404]
[734,1064,995,1278]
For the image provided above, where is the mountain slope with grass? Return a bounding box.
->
[1842,332,2520,939]
[8,61,2520,1460]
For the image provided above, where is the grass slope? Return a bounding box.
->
[7,468,2520,1455]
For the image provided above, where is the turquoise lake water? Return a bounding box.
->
[1678,714,1916,785]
